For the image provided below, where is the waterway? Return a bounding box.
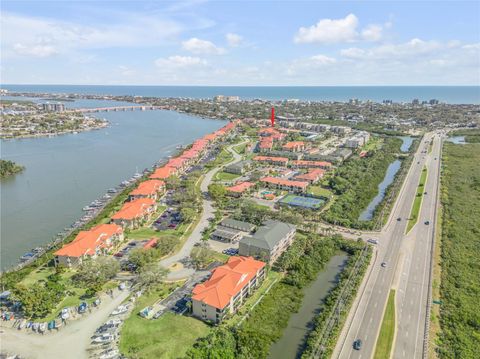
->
[268,253,349,359]
[0,103,224,270]
[358,136,412,221]
[446,136,467,144]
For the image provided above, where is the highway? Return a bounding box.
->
[333,132,441,359]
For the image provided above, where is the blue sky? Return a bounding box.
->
[1,0,479,85]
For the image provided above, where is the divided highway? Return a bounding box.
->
[334,132,441,359]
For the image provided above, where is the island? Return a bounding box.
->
[0,99,108,139]
[0,159,25,178]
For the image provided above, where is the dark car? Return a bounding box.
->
[114,252,124,257]
[353,339,362,350]
[424,220,430,225]
[397,217,402,221]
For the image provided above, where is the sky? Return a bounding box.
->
[1,0,479,86]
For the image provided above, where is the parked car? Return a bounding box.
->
[367,239,379,245]
[397,217,402,221]
[381,262,387,268]
[114,252,123,257]
[424,220,430,225]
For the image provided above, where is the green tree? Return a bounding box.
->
[208,183,226,202]
[136,264,169,292]
[74,256,120,288]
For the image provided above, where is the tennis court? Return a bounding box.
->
[279,194,327,209]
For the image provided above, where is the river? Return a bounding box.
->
[358,136,413,221]
[268,253,349,359]
[0,101,224,269]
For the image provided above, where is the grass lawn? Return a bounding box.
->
[120,285,210,359]
[374,289,396,359]
[407,166,428,233]
[363,136,384,152]
[233,143,247,154]
[214,171,241,181]
[222,270,282,327]
[307,185,333,198]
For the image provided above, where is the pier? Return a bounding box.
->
[67,105,162,113]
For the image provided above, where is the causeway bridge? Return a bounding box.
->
[67,105,163,113]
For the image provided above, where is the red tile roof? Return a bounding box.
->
[253,156,289,164]
[294,169,325,181]
[192,256,265,309]
[130,180,165,197]
[226,181,255,193]
[283,141,305,150]
[150,166,176,179]
[54,224,123,258]
[111,198,156,221]
[292,160,332,168]
[260,176,309,189]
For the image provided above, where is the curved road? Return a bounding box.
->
[160,140,247,280]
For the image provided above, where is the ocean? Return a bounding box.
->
[1,85,479,104]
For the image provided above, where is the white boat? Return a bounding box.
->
[111,305,129,316]
[104,319,122,326]
[92,333,115,344]
[99,349,119,359]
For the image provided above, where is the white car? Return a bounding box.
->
[104,319,122,326]
[367,238,379,245]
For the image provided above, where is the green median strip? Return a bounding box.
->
[406,166,428,233]
[374,289,396,359]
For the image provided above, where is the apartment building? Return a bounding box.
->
[239,220,296,264]
[192,256,266,323]
[54,224,124,267]
[260,176,309,194]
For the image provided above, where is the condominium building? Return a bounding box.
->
[54,224,124,267]
[192,256,266,323]
[239,220,296,264]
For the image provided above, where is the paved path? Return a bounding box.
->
[160,140,246,280]
[0,289,130,359]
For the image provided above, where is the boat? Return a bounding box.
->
[83,206,93,211]
[20,252,34,261]
[111,305,129,316]
[107,188,117,193]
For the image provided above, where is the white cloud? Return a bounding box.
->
[226,33,243,47]
[181,37,225,55]
[341,38,446,60]
[13,43,58,57]
[287,54,337,75]
[155,55,207,68]
[294,14,359,44]
[1,12,182,58]
[361,24,383,42]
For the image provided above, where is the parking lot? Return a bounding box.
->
[208,239,239,255]
[152,207,182,231]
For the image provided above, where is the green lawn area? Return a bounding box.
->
[407,166,428,233]
[307,185,333,198]
[120,285,210,359]
[363,136,384,152]
[222,269,282,327]
[214,171,240,181]
[233,142,247,154]
[374,289,396,359]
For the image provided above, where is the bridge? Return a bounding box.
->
[67,105,162,113]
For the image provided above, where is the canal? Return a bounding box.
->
[0,99,224,269]
[358,136,413,221]
[268,252,349,359]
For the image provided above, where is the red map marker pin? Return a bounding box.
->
[271,107,275,127]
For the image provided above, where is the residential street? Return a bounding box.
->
[160,140,246,280]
